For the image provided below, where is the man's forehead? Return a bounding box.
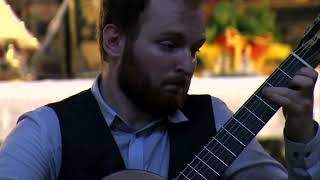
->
[141,0,205,39]
[145,0,202,16]
[143,0,204,24]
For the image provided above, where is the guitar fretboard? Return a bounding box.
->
[174,34,320,180]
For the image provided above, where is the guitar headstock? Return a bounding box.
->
[295,13,320,68]
[300,13,320,45]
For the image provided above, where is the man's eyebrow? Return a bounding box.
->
[159,31,186,38]
[159,31,206,43]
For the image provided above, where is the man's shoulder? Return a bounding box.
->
[1,105,61,179]
[18,89,91,123]
[19,105,57,121]
[208,95,233,129]
[18,106,61,137]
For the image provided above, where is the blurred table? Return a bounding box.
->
[0,79,93,141]
[0,76,319,141]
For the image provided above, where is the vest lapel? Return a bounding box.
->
[48,90,126,180]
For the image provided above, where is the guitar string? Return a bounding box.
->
[176,39,319,180]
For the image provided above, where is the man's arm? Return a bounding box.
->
[0,107,61,180]
[285,123,320,179]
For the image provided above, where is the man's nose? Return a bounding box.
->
[174,49,196,75]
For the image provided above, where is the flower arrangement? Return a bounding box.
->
[197,0,292,76]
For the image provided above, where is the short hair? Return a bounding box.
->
[97,0,202,62]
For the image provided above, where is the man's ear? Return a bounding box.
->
[102,24,125,58]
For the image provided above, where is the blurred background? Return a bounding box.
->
[1,0,320,166]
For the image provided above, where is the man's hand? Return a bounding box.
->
[262,67,319,143]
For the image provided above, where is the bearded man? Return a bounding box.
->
[0,0,319,179]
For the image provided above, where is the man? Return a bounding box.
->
[0,0,319,179]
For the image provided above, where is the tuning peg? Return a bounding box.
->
[304,14,320,35]
[314,14,320,25]
[304,26,311,35]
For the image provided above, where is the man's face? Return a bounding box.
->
[119,0,206,117]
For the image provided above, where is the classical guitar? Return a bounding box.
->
[102,14,320,180]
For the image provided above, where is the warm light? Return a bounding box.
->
[0,0,39,49]
[5,44,20,68]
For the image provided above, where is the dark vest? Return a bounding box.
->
[47,90,216,180]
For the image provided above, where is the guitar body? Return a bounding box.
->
[102,170,165,180]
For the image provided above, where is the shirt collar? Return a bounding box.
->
[90,76,189,128]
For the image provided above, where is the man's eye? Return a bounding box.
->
[160,41,177,50]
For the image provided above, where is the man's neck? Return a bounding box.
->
[100,72,153,131]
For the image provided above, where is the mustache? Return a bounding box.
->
[162,76,189,87]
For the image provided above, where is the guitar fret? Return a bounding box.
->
[277,67,293,79]
[195,155,221,176]
[179,171,190,180]
[265,81,274,87]
[232,117,256,136]
[203,146,228,167]
[239,101,272,134]
[222,127,245,147]
[253,93,276,112]
[243,106,266,125]
[213,137,236,157]
[187,164,207,180]
[291,52,313,69]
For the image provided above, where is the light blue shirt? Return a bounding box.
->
[0,77,320,179]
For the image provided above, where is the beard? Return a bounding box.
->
[118,40,190,118]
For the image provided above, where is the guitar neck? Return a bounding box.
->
[174,34,320,180]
